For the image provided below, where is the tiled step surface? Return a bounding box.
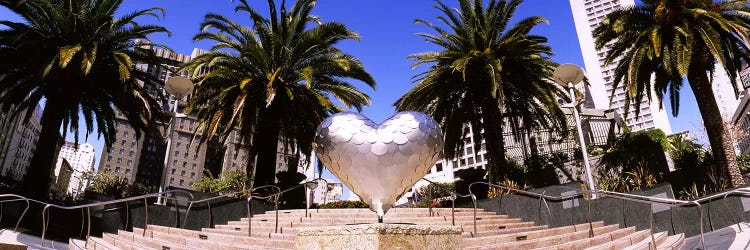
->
[68,207,684,250]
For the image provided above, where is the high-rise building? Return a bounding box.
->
[569,0,672,133]
[402,108,624,204]
[98,47,311,191]
[54,142,96,197]
[0,104,44,182]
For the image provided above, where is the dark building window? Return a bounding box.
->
[436,163,443,172]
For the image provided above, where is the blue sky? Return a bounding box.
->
[0,0,705,180]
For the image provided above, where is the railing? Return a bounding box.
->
[0,194,30,231]
[420,178,473,226]
[467,182,707,249]
[40,189,195,247]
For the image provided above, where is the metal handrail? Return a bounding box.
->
[468,182,706,250]
[40,189,195,247]
[0,195,30,231]
[420,178,473,226]
[720,188,750,233]
[245,185,281,236]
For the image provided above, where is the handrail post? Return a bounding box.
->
[247,195,253,237]
[451,194,456,226]
[587,194,593,238]
[695,202,705,250]
[143,197,148,237]
[41,206,49,246]
[125,201,130,231]
[182,201,193,229]
[649,210,656,250]
[80,209,85,238]
[275,194,279,234]
[207,201,213,227]
[471,194,477,237]
[86,207,92,244]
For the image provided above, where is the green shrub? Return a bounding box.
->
[85,170,130,199]
[191,169,249,194]
[317,200,368,209]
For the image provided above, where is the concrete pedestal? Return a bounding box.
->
[295,224,463,250]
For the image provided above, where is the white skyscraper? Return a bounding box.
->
[570,0,672,133]
[55,142,96,197]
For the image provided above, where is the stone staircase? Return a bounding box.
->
[67,207,685,249]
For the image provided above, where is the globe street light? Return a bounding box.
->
[553,64,597,199]
[157,77,194,205]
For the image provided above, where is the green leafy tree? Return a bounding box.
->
[593,0,750,187]
[601,129,671,174]
[395,0,568,183]
[182,0,376,187]
[0,0,170,198]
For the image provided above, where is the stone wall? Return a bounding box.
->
[475,182,750,237]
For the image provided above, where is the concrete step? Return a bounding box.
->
[471,224,621,249]
[463,222,605,248]
[621,231,668,250]
[114,230,192,250]
[583,229,652,250]
[266,208,488,215]
[531,226,637,249]
[656,233,684,250]
[102,233,151,250]
[146,225,294,249]
[200,228,293,240]
[228,217,521,228]
[464,225,549,238]
[69,238,116,250]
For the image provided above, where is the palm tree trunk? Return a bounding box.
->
[250,123,281,188]
[483,107,507,184]
[688,71,745,187]
[19,101,65,199]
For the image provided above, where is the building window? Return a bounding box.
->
[179,179,184,186]
[120,140,125,146]
[123,131,128,138]
[466,147,473,155]
[129,151,134,157]
[175,151,180,157]
[460,159,466,166]
[190,172,195,178]
[172,160,177,166]
[171,169,176,175]
[468,157,474,165]
[115,167,121,173]
[119,149,124,154]
[435,163,443,172]
[192,163,196,169]
[117,158,122,163]
[127,160,132,166]
[107,156,112,161]
[125,169,131,175]
[181,170,185,176]
[169,178,174,184]
[131,142,136,148]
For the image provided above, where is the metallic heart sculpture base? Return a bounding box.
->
[313,112,443,218]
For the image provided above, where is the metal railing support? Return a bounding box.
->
[247,195,252,237]
[471,194,477,237]
[275,194,279,234]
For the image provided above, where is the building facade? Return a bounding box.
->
[400,108,624,204]
[54,142,96,197]
[98,47,312,191]
[0,105,44,183]
[569,0,673,133]
[50,158,73,199]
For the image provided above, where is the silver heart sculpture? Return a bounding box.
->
[313,111,443,218]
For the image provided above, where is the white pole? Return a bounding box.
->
[568,82,597,199]
[157,97,179,205]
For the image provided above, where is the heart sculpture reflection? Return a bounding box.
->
[313,111,443,219]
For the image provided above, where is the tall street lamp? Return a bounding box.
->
[157,77,194,205]
[553,64,597,199]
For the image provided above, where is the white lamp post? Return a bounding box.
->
[553,64,597,199]
[157,77,194,205]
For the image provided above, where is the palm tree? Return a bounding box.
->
[593,0,750,187]
[0,0,170,198]
[395,0,568,183]
[182,0,376,187]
